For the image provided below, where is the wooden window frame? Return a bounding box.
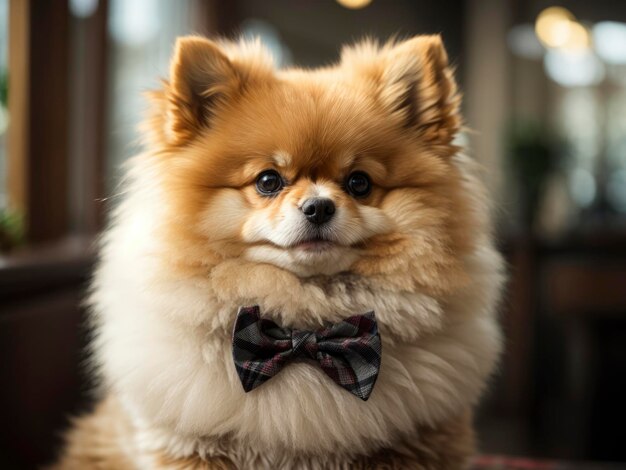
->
[6,0,108,244]
[5,0,233,246]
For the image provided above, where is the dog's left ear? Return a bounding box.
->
[343,35,461,146]
[163,36,273,146]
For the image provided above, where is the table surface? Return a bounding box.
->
[472,456,626,469]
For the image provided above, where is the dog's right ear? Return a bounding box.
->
[164,36,260,146]
[341,36,461,150]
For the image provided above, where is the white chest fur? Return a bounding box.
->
[91,217,502,460]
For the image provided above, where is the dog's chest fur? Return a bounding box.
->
[55,392,476,469]
[86,214,502,465]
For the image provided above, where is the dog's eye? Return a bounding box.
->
[345,171,371,198]
[256,170,284,195]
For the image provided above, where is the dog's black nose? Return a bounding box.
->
[301,198,336,225]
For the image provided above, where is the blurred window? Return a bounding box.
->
[0,0,8,209]
[0,0,216,249]
[105,0,195,194]
[508,9,626,233]
[606,84,626,213]
[555,88,601,209]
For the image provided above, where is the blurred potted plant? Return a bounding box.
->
[0,208,24,252]
[506,119,560,230]
[0,70,25,253]
[0,70,6,106]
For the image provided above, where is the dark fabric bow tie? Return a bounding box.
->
[232,306,382,401]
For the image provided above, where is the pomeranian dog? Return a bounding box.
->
[54,34,503,469]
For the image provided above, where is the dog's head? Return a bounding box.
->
[97,37,502,456]
[145,35,479,290]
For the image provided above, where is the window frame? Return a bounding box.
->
[4,0,234,246]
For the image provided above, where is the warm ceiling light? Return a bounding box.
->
[535,6,575,48]
[336,0,372,10]
[562,21,591,51]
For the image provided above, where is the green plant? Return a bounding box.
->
[0,69,7,107]
[506,119,560,227]
[0,208,24,252]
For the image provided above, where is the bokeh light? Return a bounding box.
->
[336,0,372,10]
[593,21,626,64]
[535,7,576,48]
[544,49,605,87]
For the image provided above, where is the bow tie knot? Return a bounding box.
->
[232,306,382,401]
[291,330,318,359]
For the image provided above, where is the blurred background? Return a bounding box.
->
[1,0,626,468]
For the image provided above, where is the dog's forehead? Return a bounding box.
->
[243,85,388,161]
[208,74,402,182]
[269,150,336,171]
[245,78,371,136]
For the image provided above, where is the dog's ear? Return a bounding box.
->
[343,35,461,146]
[164,36,271,146]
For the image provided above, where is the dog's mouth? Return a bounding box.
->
[260,234,339,252]
[291,235,336,252]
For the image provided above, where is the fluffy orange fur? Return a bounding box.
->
[53,35,503,469]
[147,35,475,291]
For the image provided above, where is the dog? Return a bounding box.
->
[53,35,503,469]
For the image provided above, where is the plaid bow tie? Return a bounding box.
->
[232,306,382,401]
